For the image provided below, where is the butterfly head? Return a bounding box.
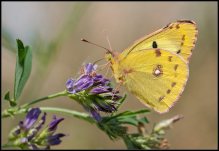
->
[105,51,113,61]
[105,51,121,62]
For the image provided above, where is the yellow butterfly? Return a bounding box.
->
[104,20,198,113]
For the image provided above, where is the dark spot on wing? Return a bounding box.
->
[177,49,181,54]
[155,49,161,57]
[172,82,176,87]
[157,64,162,68]
[182,35,185,41]
[159,96,164,102]
[152,41,158,48]
[174,64,178,71]
[164,23,171,29]
[176,24,180,29]
[168,56,172,62]
[167,89,171,94]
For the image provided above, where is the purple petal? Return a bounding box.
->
[19,138,28,144]
[93,74,103,82]
[74,75,94,92]
[83,105,89,112]
[107,105,117,111]
[97,78,111,86]
[26,131,35,141]
[13,129,21,135]
[40,112,46,125]
[47,133,69,145]
[102,86,114,92]
[93,103,107,112]
[66,78,75,89]
[96,103,117,113]
[18,121,24,126]
[48,115,64,133]
[102,78,110,84]
[85,63,94,74]
[89,109,102,122]
[34,112,47,131]
[103,93,122,101]
[19,131,35,144]
[29,144,39,150]
[67,89,76,94]
[93,64,97,71]
[24,108,41,130]
[89,87,109,94]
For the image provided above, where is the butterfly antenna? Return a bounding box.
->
[81,39,111,54]
[93,58,105,65]
[103,30,113,51]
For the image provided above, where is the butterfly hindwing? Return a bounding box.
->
[115,49,188,113]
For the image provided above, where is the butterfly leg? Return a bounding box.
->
[111,80,123,100]
[95,61,111,72]
[76,64,85,75]
[109,74,114,80]
[96,63,111,83]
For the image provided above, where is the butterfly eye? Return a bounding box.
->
[107,54,112,60]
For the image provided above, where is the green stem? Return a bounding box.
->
[2,90,68,118]
[1,142,16,148]
[2,107,97,124]
[40,107,97,123]
[19,90,67,109]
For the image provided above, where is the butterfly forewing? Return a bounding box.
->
[119,20,198,64]
[117,49,188,113]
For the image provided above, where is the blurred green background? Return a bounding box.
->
[2,2,217,149]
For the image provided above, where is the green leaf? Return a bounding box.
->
[4,91,17,107]
[16,46,32,101]
[114,109,150,119]
[14,39,32,102]
[117,116,138,126]
[139,117,149,124]
[16,39,25,62]
[4,91,10,101]
[111,93,127,117]
[106,82,114,88]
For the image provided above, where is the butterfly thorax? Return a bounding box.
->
[105,51,125,83]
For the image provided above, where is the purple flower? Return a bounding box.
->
[23,108,41,126]
[10,108,68,149]
[67,63,123,122]
[84,63,97,75]
[66,78,75,90]
[83,106,102,122]
[66,75,94,94]
[66,63,111,94]
[19,132,35,144]
[46,133,69,145]
[34,112,46,131]
[29,144,50,150]
[22,108,41,133]
[38,115,69,146]
[89,87,109,94]
[47,115,64,135]
[93,74,103,82]
[29,144,40,150]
